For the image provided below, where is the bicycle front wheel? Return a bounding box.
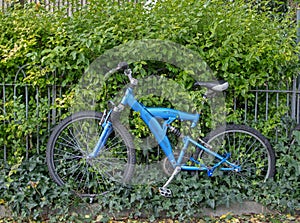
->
[193,124,275,183]
[46,111,135,197]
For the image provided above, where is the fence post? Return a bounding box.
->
[291,8,300,121]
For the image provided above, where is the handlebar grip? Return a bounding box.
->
[117,62,129,71]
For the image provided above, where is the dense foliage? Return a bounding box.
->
[0,0,299,221]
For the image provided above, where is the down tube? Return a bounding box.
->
[123,91,177,167]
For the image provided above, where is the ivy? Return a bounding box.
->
[0,0,300,221]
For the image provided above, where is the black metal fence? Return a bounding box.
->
[0,0,140,15]
[1,64,300,165]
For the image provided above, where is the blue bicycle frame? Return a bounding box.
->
[89,85,241,176]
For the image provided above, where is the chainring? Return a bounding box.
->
[162,152,191,176]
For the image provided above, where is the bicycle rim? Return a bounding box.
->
[199,125,275,183]
[46,111,135,197]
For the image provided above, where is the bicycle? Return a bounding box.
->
[46,62,276,198]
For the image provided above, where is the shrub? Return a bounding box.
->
[0,0,299,220]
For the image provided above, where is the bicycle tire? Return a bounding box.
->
[193,124,275,182]
[46,111,136,197]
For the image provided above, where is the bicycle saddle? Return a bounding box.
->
[194,80,228,92]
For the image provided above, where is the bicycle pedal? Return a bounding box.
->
[159,187,172,197]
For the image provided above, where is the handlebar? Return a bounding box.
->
[108,62,227,94]
[105,62,138,87]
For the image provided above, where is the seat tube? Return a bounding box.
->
[177,137,190,165]
[120,87,177,167]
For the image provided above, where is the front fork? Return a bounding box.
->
[87,111,113,159]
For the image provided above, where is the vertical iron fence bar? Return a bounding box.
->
[82,0,86,9]
[58,86,62,120]
[72,0,75,15]
[44,0,49,11]
[25,84,29,160]
[48,85,51,133]
[255,90,258,122]
[51,70,57,127]
[265,85,269,121]
[36,86,40,154]
[71,0,74,16]
[244,98,247,123]
[233,94,237,111]
[297,9,300,44]
[51,0,54,13]
[291,77,297,120]
[67,0,71,17]
[296,9,300,123]
[2,83,7,164]
[287,87,290,124]
[52,85,57,126]
[297,80,300,124]
[13,84,17,119]
[276,92,279,140]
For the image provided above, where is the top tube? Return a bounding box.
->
[120,87,199,127]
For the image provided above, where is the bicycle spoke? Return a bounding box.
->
[196,125,275,184]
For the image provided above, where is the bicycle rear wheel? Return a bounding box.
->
[46,111,135,197]
[193,124,275,183]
